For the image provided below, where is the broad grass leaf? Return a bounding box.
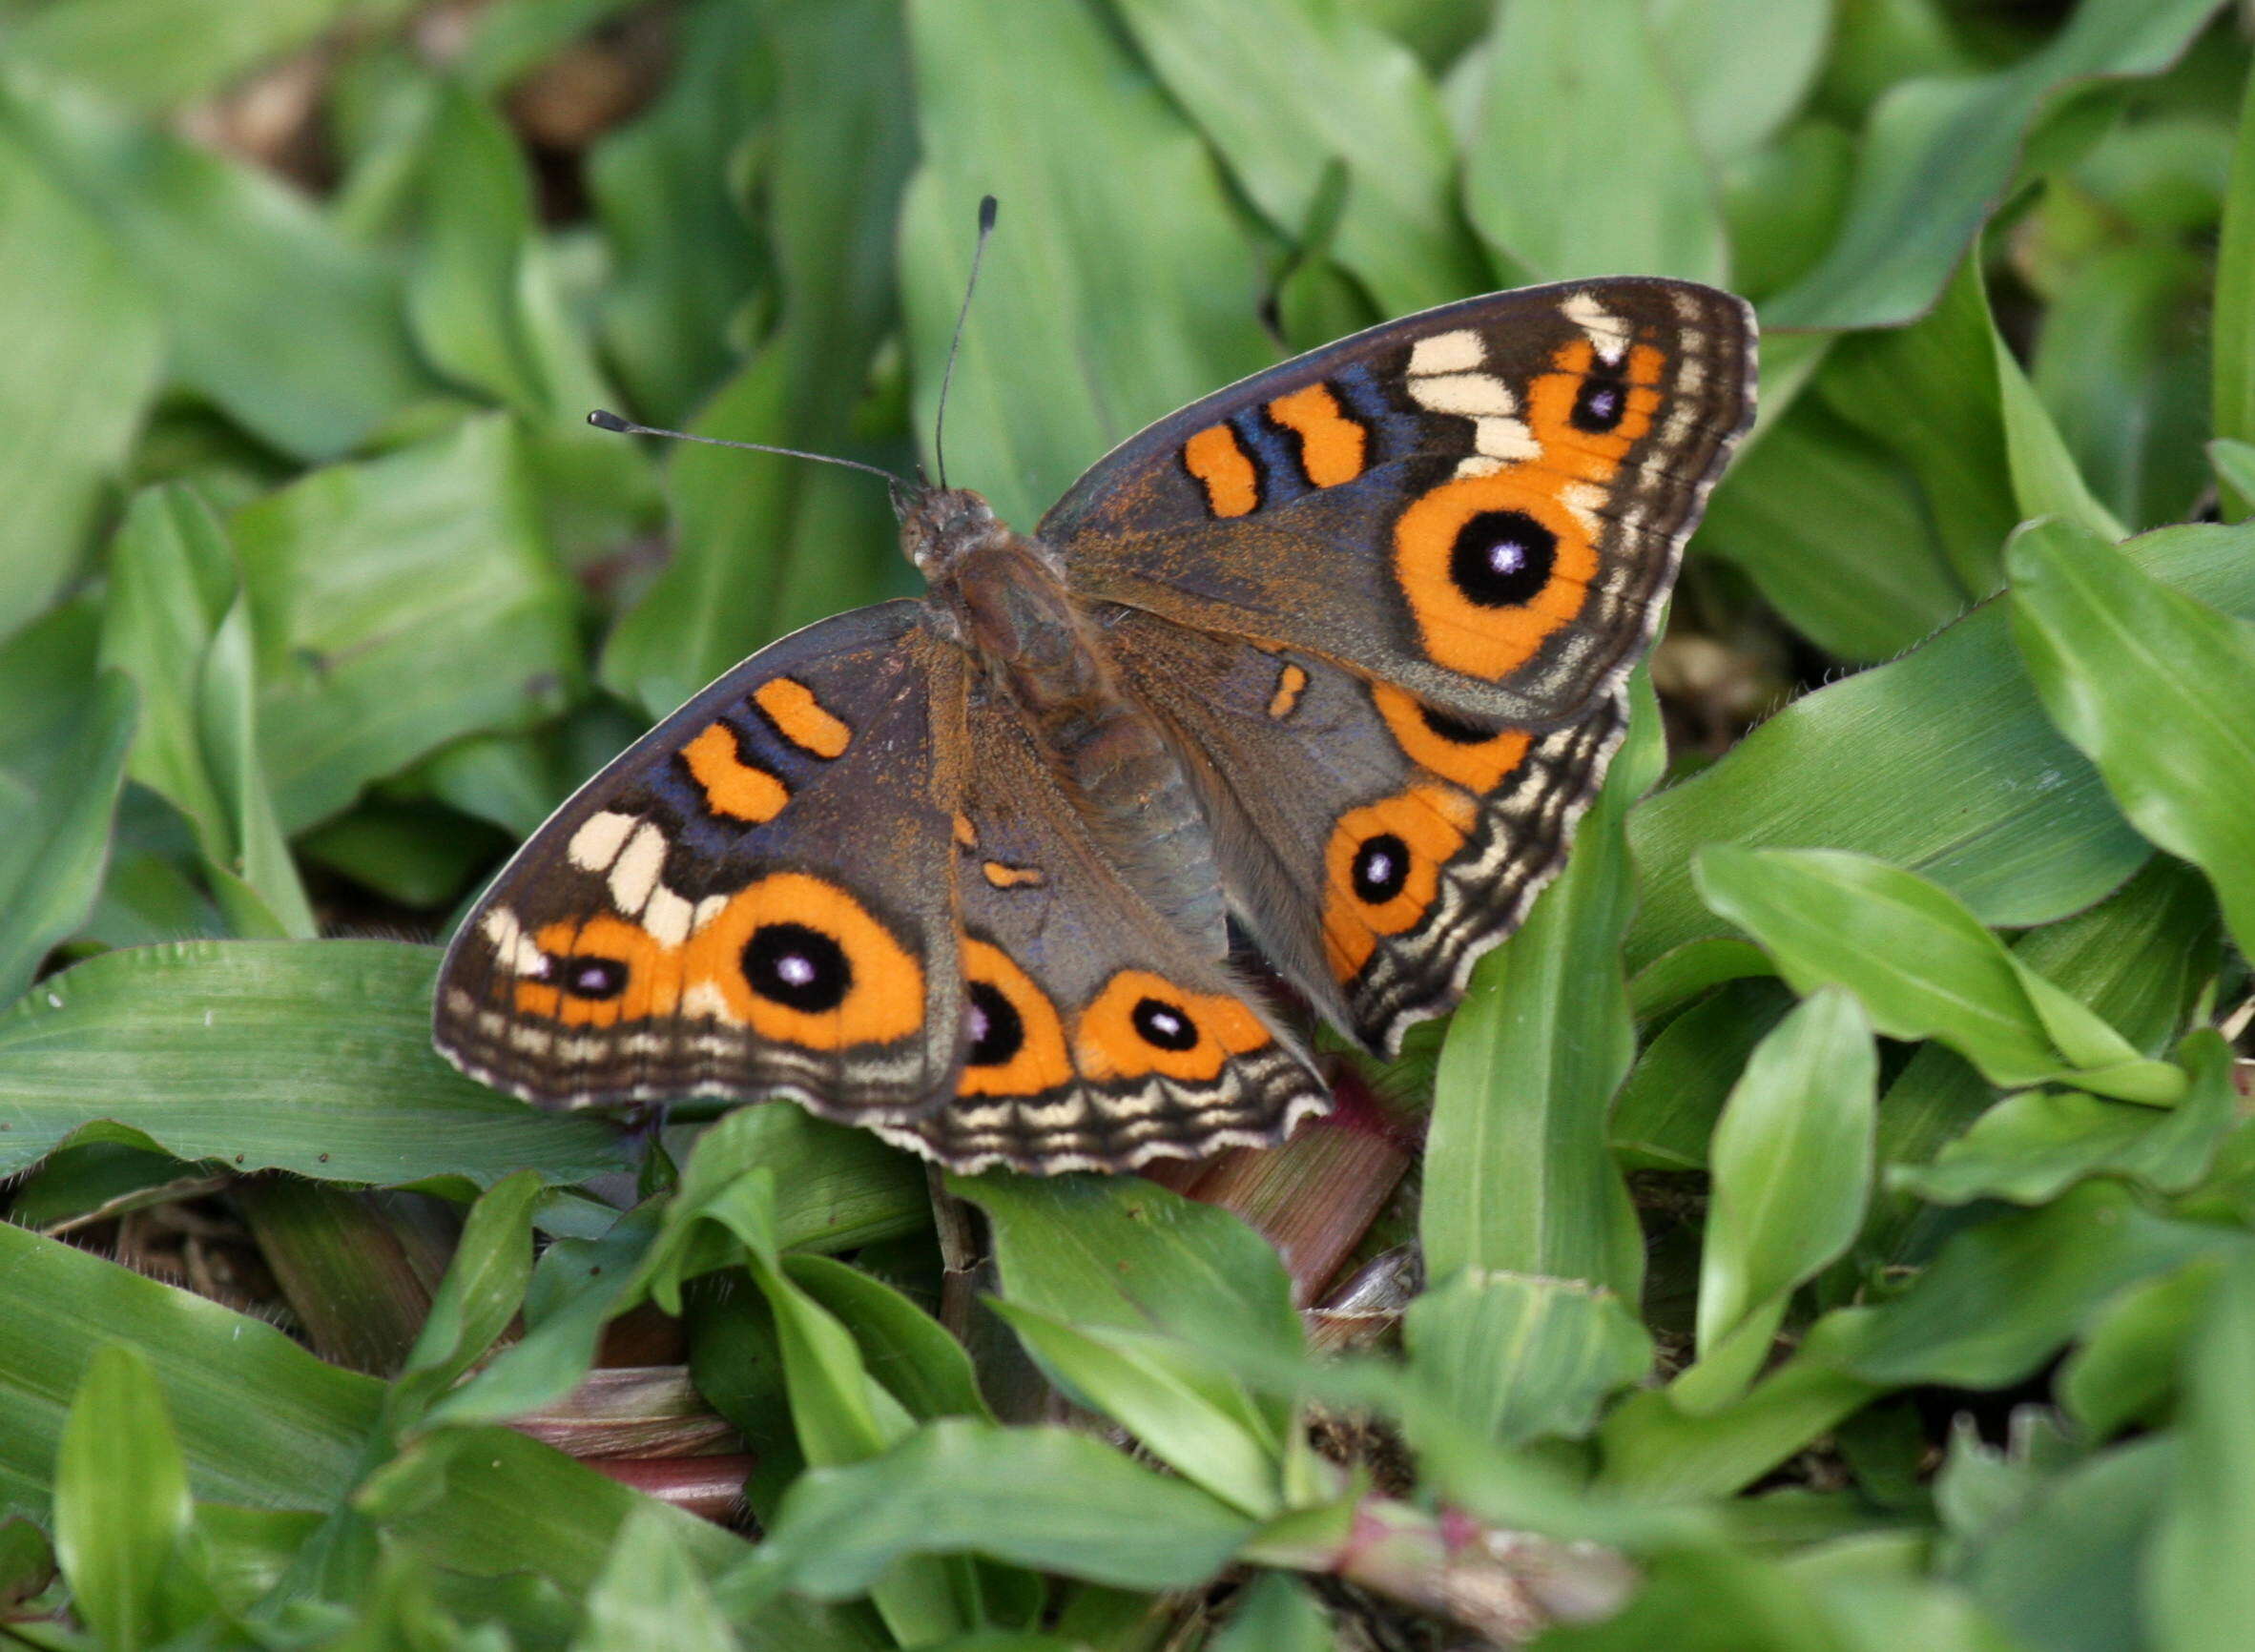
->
[1111,0,1488,314]
[53,1345,201,1650]
[231,415,582,832]
[0,1219,377,1521]
[434,1107,921,1429]
[1891,1031,2237,1208]
[572,1508,735,1652]
[1811,1181,2236,1391]
[1692,846,2182,1103]
[98,485,313,939]
[1720,118,1854,301]
[1600,1183,2230,1499]
[0,123,162,636]
[957,1172,1302,1370]
[2213,57,2255,515]
[899,0,1275,529]
[1865,857,2219,1264]
[585,0,766,427]
[1612,979,1794,1173]
[2147,1248,2255,1652]
[2033,245,2210,532]
[1819,254,2017,595]
[785,1255,990,1424]
[1209,1572,1331,1652]
[1955,1438,2175,1652]
[0,940,625,1187]
[2007,517,2255,958]
[601,0,913,718]
[399,80,653,567]
[1462,0,1727,284]
[1628,519,2255,984]
[1995,320,2128,543]
[5,0,369,112]
[387,1170,545,1432]
[1421,680,1659,1295]
[352,1421,746,1592]
[1689,397,1969,661]
[1765,0,2224,329]
[1402,1270,1651,1448]
[0,67,438,459]
[1648,0,1831,165]
[2059,1259,2222,1439]
[1677,989,1875,1414]
[0,604,136,1003]
[989,1301,1287,1517]
[753,1419,1254,1598]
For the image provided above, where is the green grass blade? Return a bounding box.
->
[2007,517,2255,958]
[1461,0,1727,283]
[0,940,627,1187]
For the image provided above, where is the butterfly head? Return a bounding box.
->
[898,485,1005,579]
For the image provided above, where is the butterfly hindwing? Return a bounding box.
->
[1042,278,1753,730]
[890,677,1329,1174]
[434,602,970,1121]
[1105,606,1624,1056]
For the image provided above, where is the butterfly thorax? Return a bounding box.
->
[904,485,1229,958]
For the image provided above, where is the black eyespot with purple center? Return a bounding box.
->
[1352,833,1411,904]
[743,921,851,1012]
[558,955,629,1001]
[1570,369,1629,434]
[1130,997,1199,1052]
[1449,509,1555,608]
[965,981,1024,1066]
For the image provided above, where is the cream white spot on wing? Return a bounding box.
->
[642,884,695,948]
[1475,416,1541,462]
[692,893,732,934]
[569,810,637,873]
[682,981,742,1024]
[1408,370,1518,418]
[1408,329,1485,377]
[479,906,548,976]
[1559,480,1606,537]
[608,822,668,916]
[1455,455,1507,479]
[1562,292,1631,364]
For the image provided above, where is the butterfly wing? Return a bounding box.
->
[887,675,1329,1174]
[435,602,971,1122]
[1103,605,1624,1056]
[1041,278,1753,730]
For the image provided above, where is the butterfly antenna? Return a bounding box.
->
[584,409,909,490]
[933,195,998,491]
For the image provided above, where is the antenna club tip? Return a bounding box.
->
[977,195,998,232]
[587,408,632,433]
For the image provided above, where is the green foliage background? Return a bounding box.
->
[2,0,2255,1646]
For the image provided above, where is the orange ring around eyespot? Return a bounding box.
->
[1370,682,1533,795]
[517,915,684,1027]
[680,873,922,1050]
[957,940,1073,1099]
[1525,339,1665,480]
[1392,467,1598,682]
[1073,969,1272,1084]
[1321,785,1475,981]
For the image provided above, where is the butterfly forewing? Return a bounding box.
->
[434,602,970,1121]
[1042,278,1755,731]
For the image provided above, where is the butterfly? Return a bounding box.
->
[435,277,1756,1175]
